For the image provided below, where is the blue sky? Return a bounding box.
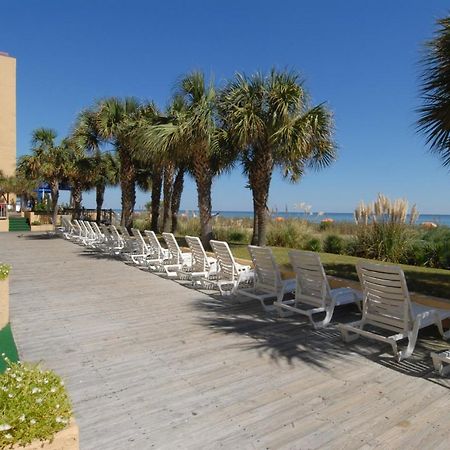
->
[1,0,450,213]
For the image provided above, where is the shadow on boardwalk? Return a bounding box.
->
[192,290,450,382]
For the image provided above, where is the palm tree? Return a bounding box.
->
[220,69,336,245]
[96,98,158,228]
[92,152,120,222]
[137,72,229,246]
[72,109,120,221]
[417,16,450,167]
[17,128,69,227]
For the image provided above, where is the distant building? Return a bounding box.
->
[0,52,16,225]
[0,52,16,178]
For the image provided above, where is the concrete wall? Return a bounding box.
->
[0,219,8,232]
[0,53,16,178]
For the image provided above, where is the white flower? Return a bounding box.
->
[16,377,22,382]
[55,404,60,409]
[55,416,62,423]
[4,433,12,439]
[50,387,57,393]
[0,424,12,431]
[19,415,25,422]
[43,379,48,384]
[8,394,13,398]
[31,387,40,394]
[30,419,36,425]
[36,398,43,404]
[1,387,8,392]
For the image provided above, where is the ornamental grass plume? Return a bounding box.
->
[353,194,420,263]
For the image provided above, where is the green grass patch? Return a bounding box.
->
[0,323,19,373]
[229,244,450,300]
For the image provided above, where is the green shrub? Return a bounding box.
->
[304,237,322,252]
[323,234,345,254]
[0,356,72,448]
[228,230,248,243]
[319,221,333,231]
[0,264,10,281]
[416,227,450,269]
[266,221,311,249]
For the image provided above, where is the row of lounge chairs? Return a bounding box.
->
[59,218,450,373]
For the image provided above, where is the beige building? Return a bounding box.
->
[0,52,16,225]
[0,52,16,178]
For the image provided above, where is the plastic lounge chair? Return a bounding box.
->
[274,250,362,328]
[143,230,170,269]
[154,232,192,277]
[431,351,450,376]
[125,228,156,264]
[338,261,450,361]
[198,240,253,296]
[177,236,217,282]
[236,245,296,311]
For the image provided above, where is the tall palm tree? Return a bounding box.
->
[220,69,336,245]
[72,109,119,222]
[17,128,69,227]
[96,98,158,228]
[138,72,229,246]
[417,16,450,167]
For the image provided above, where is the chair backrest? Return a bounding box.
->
[162,233,183,264]
[356,261,412,333]
[131,228,149,253]
[144,230,165,259]
[210,240,239,281]
[186,236,211,272]
[92,222,103,236]
[248,246,283,293]
[289,250,330,308]
[110,225,123,245]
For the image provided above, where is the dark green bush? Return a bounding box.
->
[323,234,345,254]
[304,237,322,252]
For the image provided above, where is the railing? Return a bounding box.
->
[59,208,114,224]
[0,204,6,219]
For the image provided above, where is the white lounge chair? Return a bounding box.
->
[154,232,192,277]
[338,261,450,361]
[125,228,156,264]
[199,240,253,296]
[235,245,296,311]
[177,236,217,281]
[274,250,362,327]
[431,351,450,376]
[143,230,170,269]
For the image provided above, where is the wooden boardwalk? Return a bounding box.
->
[2,232,450,449]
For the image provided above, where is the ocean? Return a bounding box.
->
[200,211,450,226]
[126,209,450,226]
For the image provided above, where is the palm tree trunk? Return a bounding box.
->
[72,182,83,220]
[150,165,162,232]
[162,162,175,232]
[251,196,259,245]
[119,149,136,229]
[170,167,185,233]
[96,183,105,223]
[193,152,213,248]
[50,180,59,230]
[249,150,273,246]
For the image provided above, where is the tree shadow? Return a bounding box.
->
[22,233,60,240]
[193,292,450,381]
[193,295,363,370]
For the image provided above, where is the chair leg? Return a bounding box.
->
[312,303,336,329]
[397,319,421,361]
